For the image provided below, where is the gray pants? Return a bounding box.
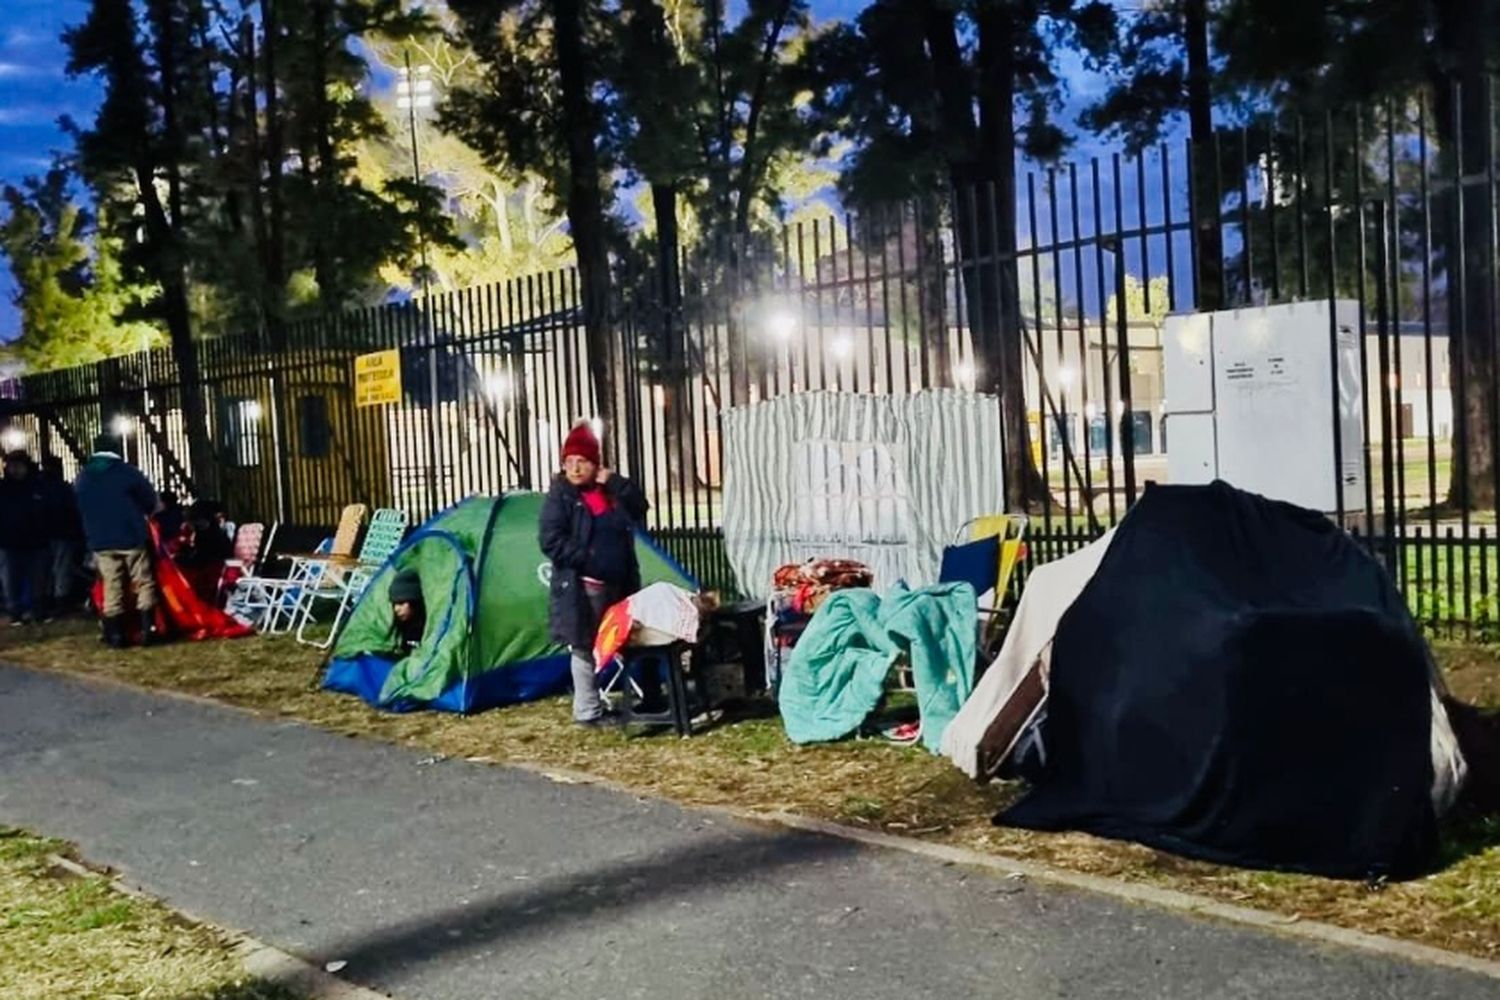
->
[570,585,613,722]
[50,539,82,601]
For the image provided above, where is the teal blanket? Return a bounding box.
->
[778,582,977,752]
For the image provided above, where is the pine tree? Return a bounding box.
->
[0,170,162,370]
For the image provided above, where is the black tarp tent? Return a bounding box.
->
[999,482,1453,880]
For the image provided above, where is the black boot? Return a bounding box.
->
[137,610,160,647]
[101,616,126,649]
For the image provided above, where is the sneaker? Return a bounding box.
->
[574,707,622,729]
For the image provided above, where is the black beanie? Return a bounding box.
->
[388,570,423,604]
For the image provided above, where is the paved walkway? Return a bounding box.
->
[0,664,1493,1000]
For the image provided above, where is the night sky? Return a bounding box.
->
[0,0,1115,345]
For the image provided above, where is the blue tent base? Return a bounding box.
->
[323,652,573,714]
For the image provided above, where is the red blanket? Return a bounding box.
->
[91,525,254,642]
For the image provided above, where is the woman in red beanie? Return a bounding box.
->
[538,421,649,726]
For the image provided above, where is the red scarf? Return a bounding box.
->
[580,485,614,517]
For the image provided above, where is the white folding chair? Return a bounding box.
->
[294,508,410,649]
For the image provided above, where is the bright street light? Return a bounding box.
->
[831,334,854,360]
[396,65,434,113]
[111,414,135,437]
[0,427,26,452]
[484,372,513,402]
[1058,365,1077,388]
[765,308,798,343]
[953,360,977,389]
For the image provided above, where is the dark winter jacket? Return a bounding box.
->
[74,453,160,552]
[539,473,648,649]
[38,472,84,542]
[0,471,48,550]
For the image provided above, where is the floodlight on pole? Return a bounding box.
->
[398,54,435,300]
[401,51,443,514]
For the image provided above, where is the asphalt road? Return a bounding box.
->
[0,664,1493,1000]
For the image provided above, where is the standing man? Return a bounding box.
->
[75,434,161,647]
[0,451,50,625]
[39,454,86,611]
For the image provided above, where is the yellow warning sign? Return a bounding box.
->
[354,349,402,407]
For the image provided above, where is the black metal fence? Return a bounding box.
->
[8,80,1500,637]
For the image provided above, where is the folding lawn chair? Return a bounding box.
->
[229,503,368,633]
[293,507,409,649]
[940,513,1029,668]
[217,522,271,605]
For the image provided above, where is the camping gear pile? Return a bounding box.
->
[322,493,696,713]
[765,558,875,690]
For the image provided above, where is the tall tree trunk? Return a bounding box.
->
[135,165,217,498]
[241,20,273,344]
[1184,0,1223,311]
[1434,0,1497,511]
[652,181,698,492]
[261,0,287,349]
[554,0,618,435]
[143,0,216,497]
[731,0,794,237]
[912,195,950,387]
[935,0,1049,509]
[310,0,340,310]
[492,180,513,254]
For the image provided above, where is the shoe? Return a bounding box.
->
[574,709,622,729]
[138,611,161,646]
[101,616,127,649]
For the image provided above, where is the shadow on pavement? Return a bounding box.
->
[314,824,857,986]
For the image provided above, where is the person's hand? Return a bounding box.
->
[596,467,614,484]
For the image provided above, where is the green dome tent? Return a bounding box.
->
[322,493,697,713]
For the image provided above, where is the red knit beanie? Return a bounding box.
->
[561,422,601,465]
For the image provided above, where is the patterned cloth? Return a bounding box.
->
[772,559,876,615]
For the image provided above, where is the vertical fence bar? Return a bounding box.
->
[1486,77,1500,621]
[1069,164,1096,520]
[1354,111,1380,537]
[1093,157,1118,523]
[1112,153,1138,506]
[1450,82,1475,628]
[1373,200,1398,577]
[1324,111,1350,527]
[1047,170,1075,523]
[1296,117,1311,299]
[1266,125,1282,302]
[1418,98,1439,588]
[1383,101,1408,588]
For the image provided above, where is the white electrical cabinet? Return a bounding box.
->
[1163,300,1365,513]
